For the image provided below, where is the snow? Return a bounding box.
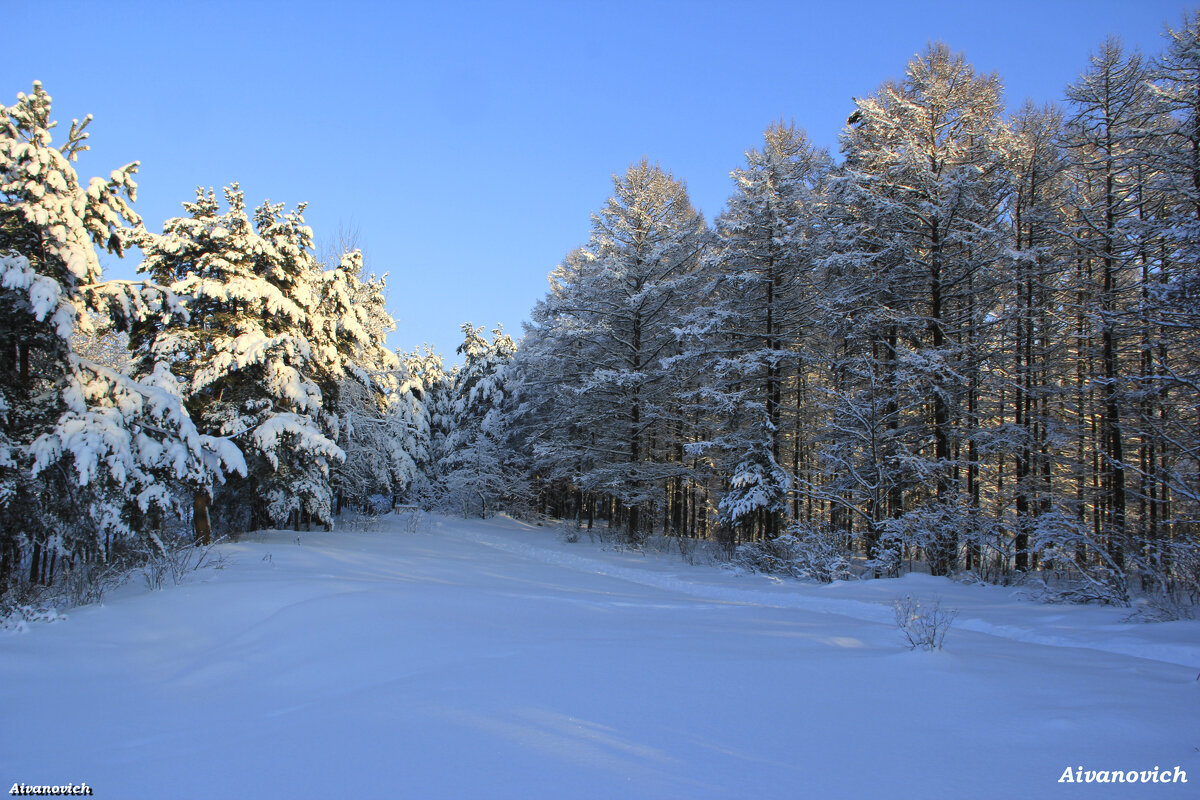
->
[250,411,343,471]
[1,515,1196,799]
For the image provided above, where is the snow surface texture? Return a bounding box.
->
[2,515,1196,799]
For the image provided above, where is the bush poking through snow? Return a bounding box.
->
[59,563,122,608]
[1127,594,1196,624]
[675,535,701,566]
[731,527,853,583]
[142,538,227,591]
[1032,575,1132,608]
[2,560,130,627]
[558,519,582,543]
[893,595,958,651]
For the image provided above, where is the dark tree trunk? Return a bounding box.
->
[193,491,212,546]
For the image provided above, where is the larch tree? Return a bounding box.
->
[1058,39,1153,595]
[826,43,1010,575]
[499,29,1200,607]
[685,122,831,540]
[520,161,709,542]
[1131,13,1200,599]
[1002,101,1072,575]
[508,249,599,523]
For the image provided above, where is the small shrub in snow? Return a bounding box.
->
[585,524,617,546]
[400,509,429,534]
[559,519,582,543]
[339,515,386,533]
[731,536,794,575]
[731,527,853,583]
[1173,545,1200,606]
[0,604,66,633]
[1128,541,1200,622]
[863,539,903,579]
[1031,512,1131,606]
[675,535,700,566]
[714,526,739,560]
[59,562,123,608]
[1032,575,1131,607]
[143,538,227,591]
[1126,594,1196,623]
[3,555,131,622]
[893,595,958,651]
[143,558,169,591]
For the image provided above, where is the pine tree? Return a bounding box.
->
[438,324,518,518]
[0,83,241,590]
[403,346,453,507]
[316,251,428,514]
[129,186,342,533]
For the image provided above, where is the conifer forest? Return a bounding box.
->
[4,15,1200,618]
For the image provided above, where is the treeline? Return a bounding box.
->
[5,16,1200,612]
[0,83,517,598]
[504,23,1200,607]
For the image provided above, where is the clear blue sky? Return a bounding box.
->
[6,0,1193,361]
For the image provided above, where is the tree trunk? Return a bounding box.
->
[193,491,212,546]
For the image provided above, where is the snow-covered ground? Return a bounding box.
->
[2,514,1197,799]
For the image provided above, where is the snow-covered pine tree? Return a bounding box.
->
[128,186,342,533]
[386,358,431,504]
[0,83,242,591]
[438,324,518,518]
[314,251,422,514]
[403,346,453,506]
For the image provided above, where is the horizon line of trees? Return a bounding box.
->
[503,19,1200,607]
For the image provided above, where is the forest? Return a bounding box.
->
[2,15,1199,619]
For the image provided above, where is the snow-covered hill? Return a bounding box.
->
[2,515,1196,799]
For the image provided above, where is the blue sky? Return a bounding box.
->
[6,0,1194,361]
